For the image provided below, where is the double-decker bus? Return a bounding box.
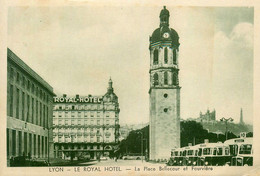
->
[224,137,253,166]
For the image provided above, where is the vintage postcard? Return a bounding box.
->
[0,0,260,176]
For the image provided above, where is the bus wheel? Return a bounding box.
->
[244,164,248,166]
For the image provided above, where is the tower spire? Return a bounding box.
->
[240,108,244,124]
[107,77,114,93]
[159,6,170,27]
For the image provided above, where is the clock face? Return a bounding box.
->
[163,32,169,38]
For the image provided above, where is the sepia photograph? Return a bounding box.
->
[1,1,259,175]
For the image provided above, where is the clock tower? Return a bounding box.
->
[149,6,180,160]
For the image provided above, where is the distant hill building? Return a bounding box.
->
[195,109,216,123]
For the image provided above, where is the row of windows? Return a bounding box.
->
[153,48,177,65]
[54,119,112,125]
[53,111,116,118]
[54,144,103,150]
[54,104,116,110]
[6,128,48,157]
[55,136,111,143]
[8,66,50,103]
[153,72,178,86]
[8,84,49,128]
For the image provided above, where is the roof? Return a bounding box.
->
[150,27,179,45]
[7,48,55,95]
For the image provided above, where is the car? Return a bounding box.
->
[122,153,144,160]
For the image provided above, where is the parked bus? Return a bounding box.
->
[224,137,253,166]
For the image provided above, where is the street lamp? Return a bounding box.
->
[220,117,233,140]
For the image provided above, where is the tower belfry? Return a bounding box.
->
[149,6,181,160]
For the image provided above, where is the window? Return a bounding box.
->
[217,148,223,155]
[36,100,38,125]
[203,148,211,155]
[32,98,34,123]
[72,105,75,110]
[97,137,100,142]
[173,49,177,64]
[172,73,177,85]
[78,112,81,117]
[9,84,14,116]
[153,49,158,65]
[239,144,252,154]
[27,80,30,91]
[90,112,94,117]
[16,88,20,119]
[164,47,168,64]
[22,76,25,87]
[97,120,100,125]
[106,112,109,118]
[84,112,88,117]
[32,84,35,94]
[97,112,100,117]
[164,72,168,85]
[16,72,20,83]
[22,92,25,120]
[164,93,168,98]
[164,108,168,113]
[153,73,159,86]
[10,68,14,80]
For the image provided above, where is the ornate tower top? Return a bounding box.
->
[150,6,179,48]
[107,77,114,94]
[103,78,118,103]
[160,6,170,27]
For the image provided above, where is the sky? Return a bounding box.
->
[8,6,254,125]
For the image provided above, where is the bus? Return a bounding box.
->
[196,142,230,166]
[224,137,253,166]
[168,148,185,166]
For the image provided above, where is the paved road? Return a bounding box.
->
[79,159,166,166]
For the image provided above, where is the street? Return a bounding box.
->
[78,159,166,166]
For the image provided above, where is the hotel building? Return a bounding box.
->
[53,79,120,160]
[7,48,55,164]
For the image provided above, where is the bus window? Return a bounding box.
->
[213,148,217,156]
[217,148,223,155]
[225,147,229,155]
[195,150,198,156]
[198,149,202,156]
[174,151,178,156]
[239,144,252,154]
[188,150,193,156]
[229,145,238,156]
[203,148,211,155]
[183,150,187,156]
[180,151,183,156]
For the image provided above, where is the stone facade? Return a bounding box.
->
[7,48,55,163]
[149,7,181,160]
[53,79,120,160]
